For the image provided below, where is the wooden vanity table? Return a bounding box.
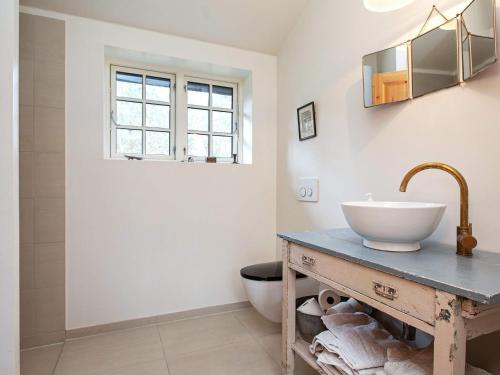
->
[279,228,500,375]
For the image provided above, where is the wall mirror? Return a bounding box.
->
[362,43,409,108]
[461,0,497,80]
[362,0,497,107]
[412,18,459,98]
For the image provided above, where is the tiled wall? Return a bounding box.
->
[19,13,66,349]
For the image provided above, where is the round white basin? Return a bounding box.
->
[341,201,446,252]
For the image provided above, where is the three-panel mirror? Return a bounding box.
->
[362,0,497,108]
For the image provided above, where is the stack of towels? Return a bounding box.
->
[309,298,491,375]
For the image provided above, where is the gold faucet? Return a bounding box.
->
[399,162,477,256]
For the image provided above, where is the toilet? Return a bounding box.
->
[240,261,318,323]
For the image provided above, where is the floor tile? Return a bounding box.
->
[256,333,316,375]
[232,308,281,337]
[158,312,252,359]
[167,338,280,375]
[90,359,170,375]
[54,326,163,375]
[257,333,281,364]
[21,343,63,375]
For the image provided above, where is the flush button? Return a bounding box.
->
[296,178,319,202]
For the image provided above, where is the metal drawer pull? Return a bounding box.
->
[301,255,316,267]
[373,281,398,300]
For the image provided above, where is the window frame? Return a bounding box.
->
[185,76,239,162]
[110,65,176,160]
[106,61,244,163]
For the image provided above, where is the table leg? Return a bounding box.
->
[282,240,296,375]
[433,291,466,375]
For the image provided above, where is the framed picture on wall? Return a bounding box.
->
[297,102,317,141]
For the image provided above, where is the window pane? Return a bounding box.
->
[212,85,233,109]
[146,76,170,102]
[187,134,209,157]
[146,104,169,128]
[212,111,232,133]
[116,100,142,126]
[116,72,142,99]
[213,136,232,158]
[116,129,142,154]
[188,108,209,131]
[146,131,169,155]
[187,82,209,106]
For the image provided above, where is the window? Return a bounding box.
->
[186,79,237,161]
[109,64,240,162]
[111,66,175,159]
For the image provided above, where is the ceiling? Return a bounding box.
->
[20,0,310,54]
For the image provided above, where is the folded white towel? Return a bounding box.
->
[320,312,404,371]
[316,351,386,375]
[326,298,372,315]
[385,345,491,375]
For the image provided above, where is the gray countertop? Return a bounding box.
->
[278,228,500,304]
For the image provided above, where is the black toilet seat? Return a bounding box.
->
[240,261,307,282]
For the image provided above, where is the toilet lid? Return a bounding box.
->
[240,261,307,281]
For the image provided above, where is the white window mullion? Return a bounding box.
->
[175,74,188,161]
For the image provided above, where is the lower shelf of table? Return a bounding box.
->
[291,337,340,375]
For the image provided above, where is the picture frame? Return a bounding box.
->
[297,102,317,141]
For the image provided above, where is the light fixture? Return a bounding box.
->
[364,0,415,12]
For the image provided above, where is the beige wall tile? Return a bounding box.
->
[20,105,34,152]
[35,258,65,289]
[34,16,65,63]
[21,343,63,375]
[34,59,65,109]
[21,290,37,339]
[20,243,35,291]
[35,152,65,198]
[19,13,36,60]
[34,107,65,152]
[35,242,65,264]
[20,260,35,291]
[34,198,65,243]
[20,198,35,244]
[20,59,34,106]
[35,286,65,335]
[20,151,35,199]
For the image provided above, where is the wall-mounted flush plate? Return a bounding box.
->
[297,178,318,202]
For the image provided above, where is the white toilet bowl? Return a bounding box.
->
[240,261,318,323]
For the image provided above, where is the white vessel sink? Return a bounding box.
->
[341,201,446,252]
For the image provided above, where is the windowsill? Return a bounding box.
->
[103,157,250,166]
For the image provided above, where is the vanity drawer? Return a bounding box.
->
[289,244,436,325]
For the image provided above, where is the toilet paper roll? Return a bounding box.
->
[318,289,342,312]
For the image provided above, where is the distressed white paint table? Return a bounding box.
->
[278,228,500,375]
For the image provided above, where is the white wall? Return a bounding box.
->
[0,0,20,373]
[19,9,277,329]
[277,0,500,371]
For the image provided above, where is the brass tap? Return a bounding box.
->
[399,162,477,256]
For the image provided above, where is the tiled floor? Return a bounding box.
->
[20,308,316,375]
